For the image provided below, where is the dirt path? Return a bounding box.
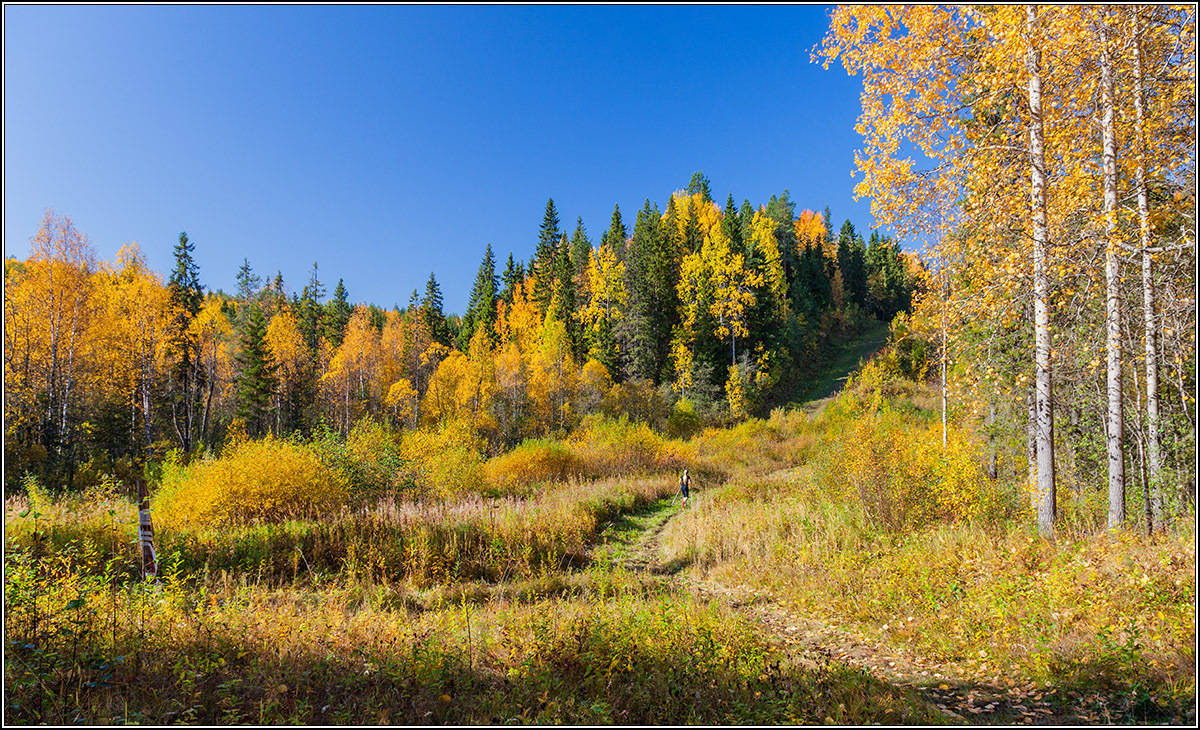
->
[604,497,1119,725]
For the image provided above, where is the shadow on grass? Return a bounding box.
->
[4,616,945,725]
[912,672,1192,726]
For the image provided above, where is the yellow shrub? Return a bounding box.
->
[570,415,690,477]
[835,409,995,531]
[397,420,485,497]
[484,439,583,493]
[154,437,349,528]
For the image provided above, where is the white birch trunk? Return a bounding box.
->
[1027,5,1056,537]
[1100,9,1126,528]
[1132,11,1163,532]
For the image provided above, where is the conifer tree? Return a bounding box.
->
[621,200,674,381]
[837,220,869,307]
[765,192,798,287]
[551,233,579,356]
[297,262,325,353]
[739,200,755,250]
[663,195,683,261]
[686,171,713,203]
[500,253,523,304]
[722,193,743,254]
[422,272,448,345]
[233,305,278,436]
[864,232,912,321]
[601,203,627,259]
[235,258,261,303]
[324,278,352,347]
[464,244,498,346]
[533,198,561,311]
[166,232,204,452]
[168,232,203,315]
[569,217,590,284]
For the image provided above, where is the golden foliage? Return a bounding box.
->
[155,436,350,528]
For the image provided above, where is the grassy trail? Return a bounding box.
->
[588,342,1141,725]
[800,318,891,415]
[599,479,1129,724]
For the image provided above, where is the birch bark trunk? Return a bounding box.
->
[1026,5,1056,536]
[1132,11,1163,532]
[1100,9,1126,528]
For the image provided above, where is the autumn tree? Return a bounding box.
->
[3,211,98,481]
[579,242,627,373]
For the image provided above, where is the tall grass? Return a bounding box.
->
[3,547,939,725]
[660,367,1197,717]
[7,475,680,586]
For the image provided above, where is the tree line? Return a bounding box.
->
[4,175,920,490]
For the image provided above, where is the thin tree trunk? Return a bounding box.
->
[1027,6,1056,537]
[1027,388,1038,513]
[200,355,216,448]
[1132,11,1163,532]
[941,291,948,450]
[1100,9,1126,529]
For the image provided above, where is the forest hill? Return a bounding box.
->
[3,173,920,491]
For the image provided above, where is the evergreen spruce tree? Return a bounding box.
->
[298,262,325,352]
[166,232,204,452]
[739,199,755,250]
[324,278,352,347]
[865,232,913,321]
[721,193,743,254]
[235,258,262,302]
[570,217,590,281]
[550,234,579,356]
[602,203,627,260]
[533,198,561,311]
[620,200,674,382]
[500,253,522,304]
[686,171,713,203]
[663,195,682,261]
[233,305,278,436]
[264,271,286,317]
[837,220,869,308]
[168,232,203,315]
[464,244,499,346]
[233,258,263,339]
[422,273,448,345]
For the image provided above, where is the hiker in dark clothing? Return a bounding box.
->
[679,469,691,507]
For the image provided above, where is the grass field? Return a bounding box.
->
[4,347,1194,725]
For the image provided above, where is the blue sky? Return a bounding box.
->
[4,4,881,312]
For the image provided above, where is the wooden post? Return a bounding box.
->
[137,479,158,580]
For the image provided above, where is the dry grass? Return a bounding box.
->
[4,540,938,725]
[660,387,1197,717]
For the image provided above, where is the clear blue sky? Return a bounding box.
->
[4,4,882,313]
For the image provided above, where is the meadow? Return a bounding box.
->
[4,359,1195,724]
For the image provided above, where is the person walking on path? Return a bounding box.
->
[679,469,691,507]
